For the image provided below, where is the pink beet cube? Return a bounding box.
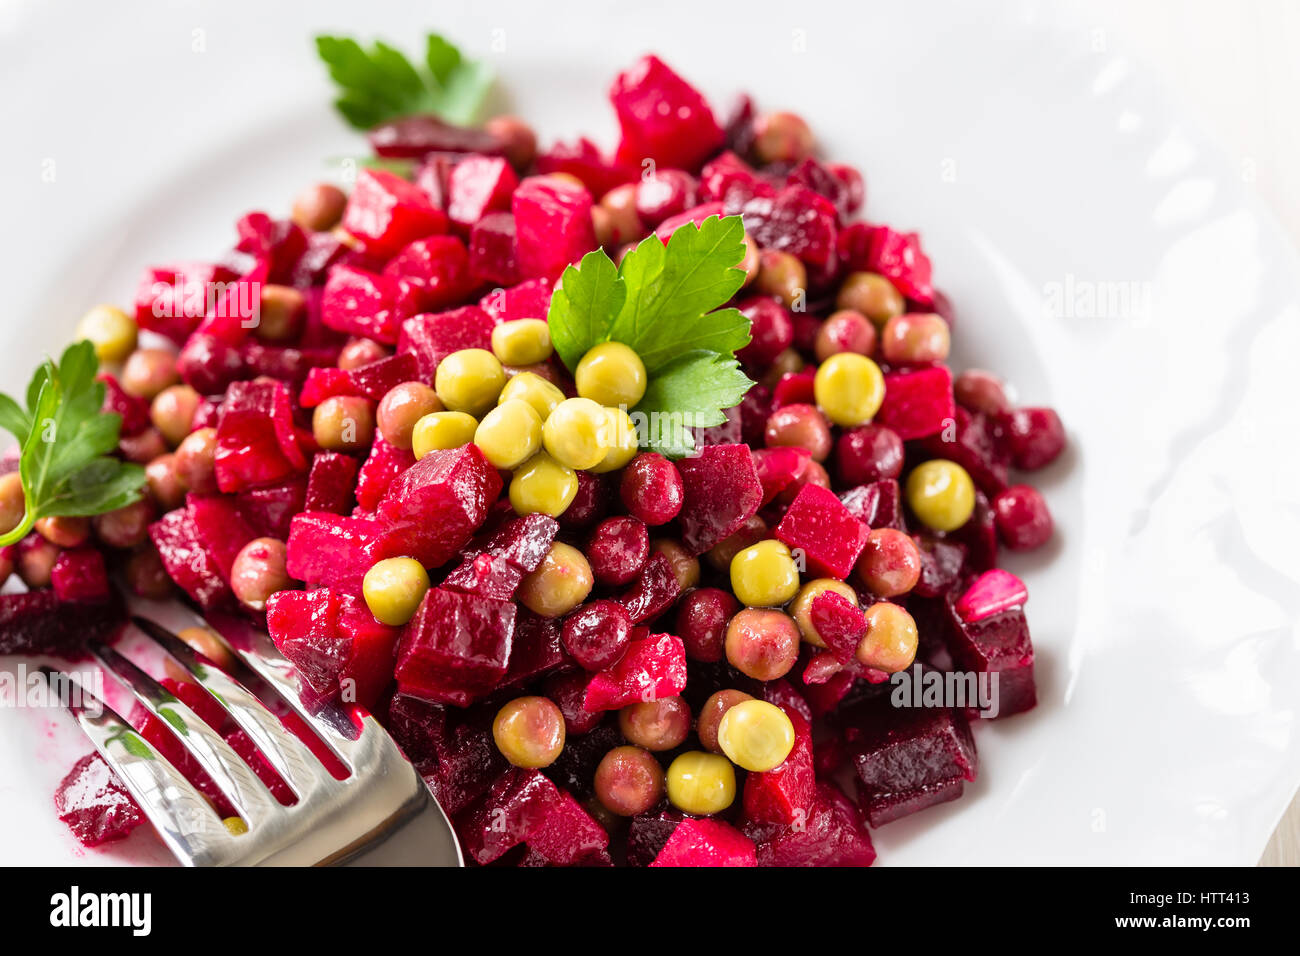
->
[51,549,110,603]
[742,702,817,826]
[321,265,404,345]
[583,632,687,711]
[398,305,495,383]
[305,452,359,514]
[213,378,307,494]
[468,211,519,286]
[512,176,596,282]
[376,445,500,569]
[838,479,905,531]
[447,155,519,230]
[478,278,553,324]
[752,446,811,505]
[134,260,234,345]
[347,352,419,402]
[944,599,1037,717]
[461,768,606,866]
[775,484,869,579]
[536,137,638,199]
[299,366,360,407]
[267,588,345,700]
[55,753,144,848]
[382,235,472,314]
[745,783,875,867]
[194,259,268,346]
[341,168,448,259]
[809,591,867,663]
[614,552,681,624]
[876,366,955,441]
[649,818,756,867]
[354,435,416,512]
[675,444,763,555]
[442,552,524,601]
[335,592,400,709]
[397,587,516,697]
[151,494,256,609]
[864,225,934,306]
[610,55,724,173]
[285,512,384,596]
[955,568,1028,623]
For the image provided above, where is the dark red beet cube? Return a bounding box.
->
[151,495,256,609]
[875,366,955,441]
[51,549,110,603]
[461,768,607,866]
[368,114,505,159]
[512,176,596,283]
[500,610,567,690]
[299,366,360,408]
[285,512,384,597]
[322,265,405,345]
[846,705,977,827]
[305,452,359,514]
[214,378,307,493]
[354,435,416,512]
[442,552,524,601]
[911,533,966,598]
[742,701,816,826]
[341,168,448,259]
[614,552,681,624]
[744,783,875,867]
[525,787,610,866]
[649,818,755,867]
[468,211,519,286]
[920,408,1009,497]
[809,591,868,663]
[425,711,507,816]
[583,632,687,711]
[386,692,447,770]
[609,55,724,173]
[626,808,684,866]
[741,186,839,269]
[752,446,811,505]
[469,511,559,573]
[675,444,763,555]
[346,352,419,402]
[398,305,495,383]
[944,597,1036,717]
[382,236,472,314]
[839,479,905,531]
[775,483,869,580]
[54,753,144,847]
[0,589,123,658]
[376,444,500,569]
[267,588,346,701]
[396,587,516,698]
[236,476,307,539]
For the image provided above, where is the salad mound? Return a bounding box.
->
[0,39,1066,866]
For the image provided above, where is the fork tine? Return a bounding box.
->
[40,667,238,867]
[132,616,338,799]
[90,643,284,825]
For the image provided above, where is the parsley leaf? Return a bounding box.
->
[632,351,754,459]
[547,250,627,372]
[0,341,146,547]
[315,33,493,130]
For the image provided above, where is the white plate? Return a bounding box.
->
[1,0,1297,865]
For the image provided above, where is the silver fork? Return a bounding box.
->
[44,603,463,867]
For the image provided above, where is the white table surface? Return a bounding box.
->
[1083,0,1300,867]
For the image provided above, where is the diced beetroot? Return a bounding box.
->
[742,702,816,826]
[0,589,123,657]
[675,444,763,555]
[500,610,567,689]
[151,495,256,609]
[614,552,681,624]
[839,479,905,531]
[425,711,508,815]
[177,332,247,394]
[305,452,359,514]
[876,366,956,441]
[341,168,448,259]
[134,261,236,345]
[376,445,501,569]
[478,278,553,324]
[321,265,404,345]
[745,783,875,867]
[386,692,446,769]
[583,632,687,711]
[382,235,473,313]
[944,598,1037,717]
[741,186,839,268]
[912,534,966,598]
[801,669,857,717]
[771,369,817,408]
[291,230,351,286]
[526,787,610,866]
[865,225,934,306]
[700,151,776,208]
[786,158,856,222]
[267,588,345,700]
[626,808,684,866]
[367,114,505,159]
[191,258,267,346]
[446,155,519,230]
[442,552,524,601]
[951,490,998,575]
[809,591,868,662]
[396,588,516,697]
[354,435,416,513]
[214,379,307,493]
[846,704,977,826]
[775,484,869,579]
[920,408,1009,497]
[54,753,144,848]
[285,512,384,596]
[467,211,519,286]
[467,512,560,574]
[298,367,359,407]
[512,176,596,282]
[236,476,307,540]
[241,340,341,390]
[51,549,110,603]
[460,768,605,866]
[335,592,400,709]
[609,55,724,173]
[98,374,150,436]
[649,818,756,867]
[346,352,419,402]
[536,137,639,199]
[397,305,495,383]
[235,211,308,284]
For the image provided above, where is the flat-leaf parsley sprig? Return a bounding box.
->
[547,214,755,458]
[0,341,146,547]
